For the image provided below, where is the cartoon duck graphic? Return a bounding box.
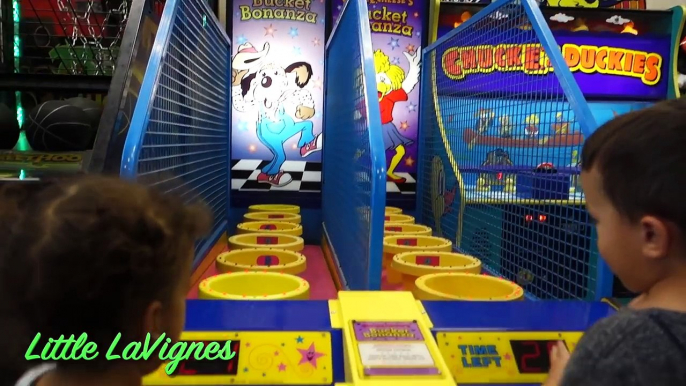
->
[524,114,540,138]
[552,112,570,135]
[569,149,581,194]
[499,115,514,138]
[483,148,513,167]
[481,149,513,189]
[621,21,638,35]
[468,108,496,149]
[572,18,589,32]
[374,49,421,183]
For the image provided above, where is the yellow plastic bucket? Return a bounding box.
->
[248,204,300,214]
[384,222,432,237]
[236,221,303,236]
[384,214,414,224]
[243,212,301,224]
[228,233,304,252]
[382,235,452,283]
[391,252,481,291]
[414,273,524,301]
[385,206,403,214]
[216,248,307,275]
[198,271,310,300]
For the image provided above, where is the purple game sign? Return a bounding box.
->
[435,30,670,100]
[354,321,440,376]
[354,321,424,341]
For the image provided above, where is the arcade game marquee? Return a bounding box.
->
[423,1,684,301]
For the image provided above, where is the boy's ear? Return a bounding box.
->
[142,300,165,339]
[640,215,670,260]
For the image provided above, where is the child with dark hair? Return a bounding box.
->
[0,175,211,386]
[544,99,686,386]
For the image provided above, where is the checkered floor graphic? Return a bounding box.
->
[386,173,417,195]
[231,159,322,192]
[231,159,416,195]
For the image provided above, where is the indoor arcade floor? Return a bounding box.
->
[187,245,338,300]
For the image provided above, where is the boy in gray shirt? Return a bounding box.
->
[544,100,686,386]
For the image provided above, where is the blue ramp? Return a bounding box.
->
[323,0,386,290]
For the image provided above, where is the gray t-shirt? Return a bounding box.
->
[562,308,686,385]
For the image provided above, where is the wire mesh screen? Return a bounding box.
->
[120,0,230,258]
[12,0,130,75]
[418,0,609,300]
[323,0,386,290]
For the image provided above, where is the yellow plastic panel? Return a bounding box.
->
[143,331,333,385]
[334,291,454,386]
[436,331,583,384]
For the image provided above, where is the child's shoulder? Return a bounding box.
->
[586,308,686,343]
[578,308,686,355]
[561,308,686,385]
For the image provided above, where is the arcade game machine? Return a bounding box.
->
[201,0,339,298]
[118,1,618,385]
[421,0,684,301]
[0,0,165,181]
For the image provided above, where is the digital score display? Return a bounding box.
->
[509,340,566,374]
[436,331,582,384]
[169,340,240,376]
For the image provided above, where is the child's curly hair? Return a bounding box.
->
[0,175,211,380]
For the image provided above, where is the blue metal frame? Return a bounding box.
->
[323,0,386,290]
[119,0,179,178]
[357,0,387,291]
[118,0,231,269]
[414,54,431,227]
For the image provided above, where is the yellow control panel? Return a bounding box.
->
[437,331,583,384]
[143,331,333,385]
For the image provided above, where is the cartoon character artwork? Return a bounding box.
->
[231,42,322,187]
[374,48,421,183]
[547,0,599,7]
[552,113,570,135]
[499,115,514,138]
[569,149,581,194]
[468,108,496,149]
[480,148,514,190]
[524,114,540,138]
[483,148,513,167]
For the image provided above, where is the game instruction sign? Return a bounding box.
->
[353,321,440,376]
